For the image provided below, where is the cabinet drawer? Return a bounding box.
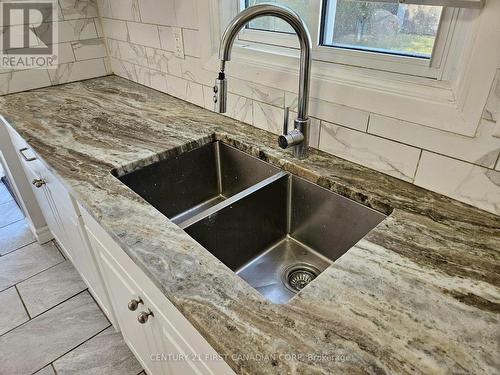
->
[7,125,46,178]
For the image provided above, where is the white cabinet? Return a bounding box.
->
[6,124,235,375]
[97,243,160,374]
[6,124,115,323]
[81,207,235,375]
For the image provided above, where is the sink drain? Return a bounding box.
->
[282,263,320,293]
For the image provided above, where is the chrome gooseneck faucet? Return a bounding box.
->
[213,4,312,159]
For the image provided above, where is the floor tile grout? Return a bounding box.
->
[0,239,38,258]
[31,323,113,375]
[0,214,143,374]
[0,256,66,294]
[14,284,32,320]
[0,289,90,338]
[0,217,25,230]
[52,240,67,261]
[86,286,113,326]
[0,199,17,208]
[0,197,14,205]
[29,287,91,320]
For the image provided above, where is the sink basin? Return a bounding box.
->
[117,141,386,303]
[118,141,280,226]
[184,174,386,303]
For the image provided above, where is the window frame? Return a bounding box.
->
[236,0,460,78]
[197,0,497,138]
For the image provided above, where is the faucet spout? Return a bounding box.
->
[214,3,312,158]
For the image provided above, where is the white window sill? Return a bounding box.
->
[204,43,474,135]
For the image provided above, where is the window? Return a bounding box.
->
[320,1,442,59]
[243,0,310,34]
[236,0,480,78]
[203,0,493,136]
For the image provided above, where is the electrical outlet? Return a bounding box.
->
[172,27,185,59]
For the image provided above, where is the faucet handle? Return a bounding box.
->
[278,107,305,150]
[283,107,290,135]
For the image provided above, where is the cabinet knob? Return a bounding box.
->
[32,178,46,188]
[127,297,143,311]
[137,309,154,324]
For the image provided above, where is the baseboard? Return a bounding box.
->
[33,225,54,244]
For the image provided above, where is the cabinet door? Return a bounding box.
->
[66,214,114,319]
[23,166,64,244]
[145,298,206,375]
[38,169,75,255]
[15,142,114,323]
[96,237,161,375]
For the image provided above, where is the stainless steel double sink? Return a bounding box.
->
[117,142,386,304]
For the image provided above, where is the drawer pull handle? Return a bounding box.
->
[137,309,154,324]
[32,178,46,188]
[19,147,37,161]
[128,297,143,311]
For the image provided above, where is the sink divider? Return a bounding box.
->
[177,171,289,229]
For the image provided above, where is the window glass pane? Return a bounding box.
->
[243,0,310,34]
[321,0,442,58]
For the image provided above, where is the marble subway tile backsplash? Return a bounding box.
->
[59,0,98,20]
[483,69,499,122]
[48,59,107,85]
[0,0,108,95]
[97,0,500,215]
[127,22,162,49]
[285,92,369,132]
[253,101,285,135]
[1,0,497,215]
[182,29,201,58]
[102,18,129,41]
[369,115,500,169]
[57,19,98,43]
[71,38,107,60]
[415,151,500,214]
[173,0,199,29]
[98,0,140,22]
[319,121,421,182]
[0,70,52,95]
[138,0,176,26]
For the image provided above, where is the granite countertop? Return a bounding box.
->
[1,76,499,374]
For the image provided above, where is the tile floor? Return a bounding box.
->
[0,181,144,375]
